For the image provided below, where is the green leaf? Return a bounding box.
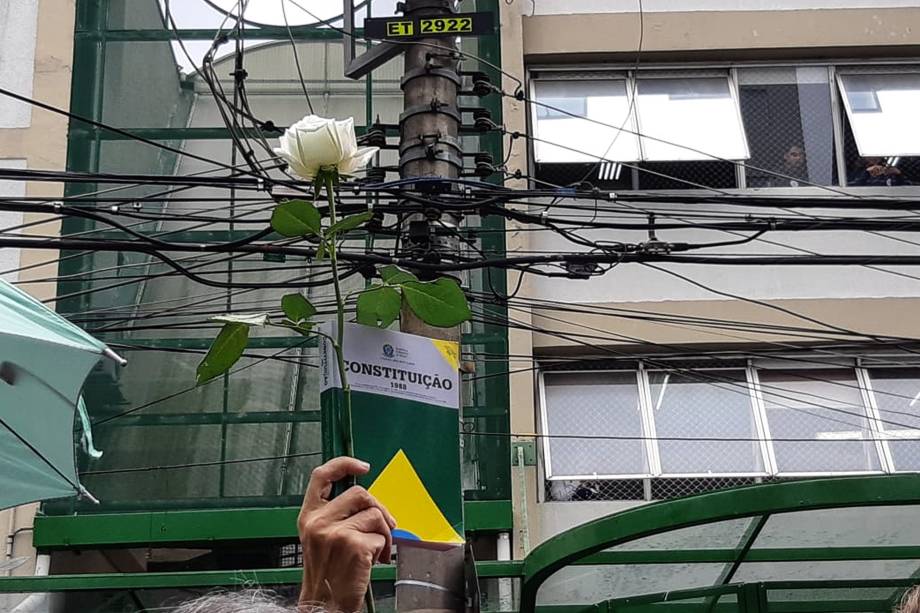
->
[380,265,418,285]
[401,278,471,328]
[326,211,373,238]
[315,240,327,261]
[271,199,322,237]
[196,323,249,385]
[356,285,402,328]
[281,293,317,323]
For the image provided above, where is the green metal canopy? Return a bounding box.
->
[521,474,920,613]
[0,279,121,510]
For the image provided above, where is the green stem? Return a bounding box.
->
[325,173,353,459]
[325,172,375,613]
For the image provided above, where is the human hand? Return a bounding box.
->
[298,457,396,613]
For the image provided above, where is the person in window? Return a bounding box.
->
[750,144,809,187]
[849,156,910,186]
[777,144,809,186]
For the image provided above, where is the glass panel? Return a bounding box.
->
[636,77,749,161]
[838,72,920,157]
[647,370,764,475]
[102,42,194,129]
[842,116,920,186]
[755,505,920,548]
[542,371,649,478]
[758,369,880,473]
[615,517,755,551]
[109,0,403,29]
[867,368,920,471]
[635,160,737,189]
[533,79,641,163]
[738,66,836,187]
[733,560,920,582]
[536,564,727,605]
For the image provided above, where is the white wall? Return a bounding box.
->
[528,192,920,304]
[0,160,25,282]
[0,0,39,129]
[532,0,920,15]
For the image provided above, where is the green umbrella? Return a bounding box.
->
[0,279,124,510]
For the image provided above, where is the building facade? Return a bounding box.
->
[500,0,920,581]
[0,1,74,610]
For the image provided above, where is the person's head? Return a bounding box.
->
[899,585,920,613]
[863,156,886,168]
[783,145,805,169]
[171,590,307,613]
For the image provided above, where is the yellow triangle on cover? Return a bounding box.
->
[368,449,463,544]
[430,339,460,371]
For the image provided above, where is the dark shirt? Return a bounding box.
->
[849,167,910,187]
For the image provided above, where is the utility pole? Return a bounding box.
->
[396,2,468,611]
[398,0,463,344]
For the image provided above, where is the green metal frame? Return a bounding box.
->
[45,0,510,545]
[0,560,523,592]
[5,476,920,612]
[33,500,512,548]
[520,474,920,612]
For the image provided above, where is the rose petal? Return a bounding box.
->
[296,122,342,168]
[338,146,379,176]
[336,117,358,159]
[274,147,315,179]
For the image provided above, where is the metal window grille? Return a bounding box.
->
[539,362,920,502]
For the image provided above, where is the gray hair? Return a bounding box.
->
[899,585,920,613]
[171,590,311,613]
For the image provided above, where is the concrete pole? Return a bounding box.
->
[396,2,467,612]
[398,0,462,343]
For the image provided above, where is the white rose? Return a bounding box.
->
[273,115,379,180]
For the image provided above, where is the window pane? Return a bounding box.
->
[739,67,836,187]
[867,368,920,471]
[842,116,919,186]
[838,72,920,157]
[636,160,736,190]
[648,370,764,475]
[533,79,641,164]
[542,372,648,478]
[759,369,880,473]
[636,77,749,161]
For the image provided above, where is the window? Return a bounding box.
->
[838,72,920,157]
[758,369,881,474]
[635,77,749,162]
[866,368,920,471]
[738,67,836,187]
[539,362,920,501]
[648,370,764,475]
[532,79,640,164]
[541,371,649,479]
[531,63,920,191]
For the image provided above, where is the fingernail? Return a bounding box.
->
[358,460,370,470]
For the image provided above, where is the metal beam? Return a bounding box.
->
[345,42,403,80]
[76,28,357,41]
[0,560,523,593]
[33,500,512,548]
[95,410,321,427]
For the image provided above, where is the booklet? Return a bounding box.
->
[320,322,463,544]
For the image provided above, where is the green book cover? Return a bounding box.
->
[320,322,463,544]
